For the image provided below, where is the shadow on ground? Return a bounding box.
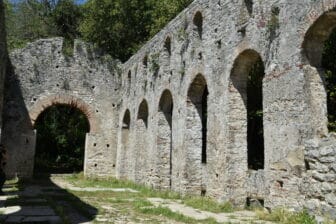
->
[0,173,98,224]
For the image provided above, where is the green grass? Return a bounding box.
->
[65,174,222,224]
[256,208,317,224]
[65,172,181,200]
[183,196,234,213]
[134,200,218,224]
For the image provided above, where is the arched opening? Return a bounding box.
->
[303,10,336,133]
[157,90,173,189]
[193,11,203,40]
[230,50,265,170]
[135,100,149,183]
[34,104,90,175]
[137,100,149,128]
[185,74,208,195]
[119,109,130,178]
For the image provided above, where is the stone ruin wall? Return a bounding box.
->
[0,0,7,140]
[2,38,122,178]
[117,0,336,218]
[1,0,336,219]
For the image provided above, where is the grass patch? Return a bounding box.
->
[257,208,317,224]
[183,196,234,213]
[134,200,218,224]
[65,172,181,200]
[132,198,219,223]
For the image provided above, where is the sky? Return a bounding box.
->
[75,0,86,4]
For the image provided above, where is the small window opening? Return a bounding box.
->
[304,159,310,170]
[164,37,172,56]
[276,180,284,188]
[193,11,203,40]
[128,71,131,86]
[143,55,148,67]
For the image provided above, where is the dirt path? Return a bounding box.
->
[0,175,275,224]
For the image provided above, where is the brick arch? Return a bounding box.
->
[29,94,99,133]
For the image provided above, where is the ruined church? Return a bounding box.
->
[0,0,335,218]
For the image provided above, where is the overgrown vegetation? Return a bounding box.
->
[256,208,335,224]
[4,0,192,61]
[4,0,82,51]
[34,105,90,173]
[183,196,234,213]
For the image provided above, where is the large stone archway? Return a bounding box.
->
[29,94,99,133]
[29,94,99,174]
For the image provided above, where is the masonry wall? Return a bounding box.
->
[115,0,336,218]
[2,38,121,178]
[0,0,7,141]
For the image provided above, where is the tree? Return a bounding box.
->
[52,0,82,41]
[4,0,82,50]
[80,0,192,61]
[80,0,151,61]
[147,0,192,36]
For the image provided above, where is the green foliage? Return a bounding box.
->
[135,205,201,223]
[146,0,192,37]
[5,0,191,61]
[183,196,234,213]
[4,0,82,51]
[34,105,90,173]
[80,0,192,61]
[257,208,316,224]
[52,0,82,40]
[322,28,336,132]
[79,0,152,62]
